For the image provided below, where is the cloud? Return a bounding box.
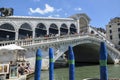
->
[29,4,55,15]
[56,8,62,12]
[48,15,53,18]
[74,7,82,11]
[54,14,60,17]
[65,13,68,16]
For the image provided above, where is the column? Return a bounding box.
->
[77,19,80,34]
[47,27,49,36]
[33,28,35,39]
[68,24,70,35]
[58,27,60,36]
[15,29,18,40]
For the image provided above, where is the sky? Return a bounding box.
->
[0,0,120,29]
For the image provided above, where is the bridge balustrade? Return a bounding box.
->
[0,34,83,52]
[0,33,115,48]
[90,27,115,47]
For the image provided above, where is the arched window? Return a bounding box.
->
[0,23,15,41]
[20,23,32,31]
[35,23,47,37]
[36,23,46,30]
[91,30,94,34]
[49,23,58,35]
[60,24,68,35]
[19,23,32,39]
[50,24,58,30]
[70,24,77,34]
[0,23,15,31]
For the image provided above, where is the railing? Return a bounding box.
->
[90,27,115,47]
[0,33,116,49]
[0,34,80,47]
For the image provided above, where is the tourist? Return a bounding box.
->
[9,61,14,65]
[25,62,33,73]
[18,63,25,75]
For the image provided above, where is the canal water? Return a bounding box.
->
[29,64,120,80]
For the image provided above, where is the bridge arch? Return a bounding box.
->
[63,42,113,64]
[0,23,15,41]
[60,23,68,36]
[51,36,118,64]
[70,24,77,34]
[35,23,47,37]
[49,23,58,35]
[19,23,33,39]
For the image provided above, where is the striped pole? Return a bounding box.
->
[100,42,108,80]
[49,48,54,80]
[69,46,75,80]
[34,49,42,80]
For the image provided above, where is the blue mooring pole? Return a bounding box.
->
[100,42,108,80]
[69,46,75,80]
[49,48,54,80]
[34,49,42,80]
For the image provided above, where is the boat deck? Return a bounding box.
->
[6,72,34,80]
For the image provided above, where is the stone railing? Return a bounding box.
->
[0,33,116,49]
[90,27,115,47]
[0,34,80,47]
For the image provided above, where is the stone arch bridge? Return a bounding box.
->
[0,13,120,69]
[0,34,120,69]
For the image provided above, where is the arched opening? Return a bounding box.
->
[35,23,47,37]
[65,43,113,63]
[49,24,58,36]
[91,30,94,34]
[60,24,68,36]
[70,24,77,34]
[0,23,15,41]
[18,23,33,39]
[79,17,88,33]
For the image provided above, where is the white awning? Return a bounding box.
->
[0,44,25,51]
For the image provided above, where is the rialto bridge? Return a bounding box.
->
[0,13,120,69]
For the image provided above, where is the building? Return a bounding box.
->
[106,17,120,49]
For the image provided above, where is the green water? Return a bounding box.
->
[30,64,120,80]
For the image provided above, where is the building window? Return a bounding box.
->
[109,25,111,28]
[110,35,112,40]
[118,28,120,32]
[118,41,120,45]
[119,34,120,39]
[109,30,112,33]
[118,23,120,25]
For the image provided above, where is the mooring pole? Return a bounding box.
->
[69,46,75,80]
[100,42,108,80]
[49,48,54,80]
[34,49,42,80]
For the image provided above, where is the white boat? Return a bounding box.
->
[0,63,34,80]
[83,78,99,80]
[0,44,34,80]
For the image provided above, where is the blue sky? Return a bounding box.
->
[0,0,120,29]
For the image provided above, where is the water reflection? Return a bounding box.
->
[29,64,120,80]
